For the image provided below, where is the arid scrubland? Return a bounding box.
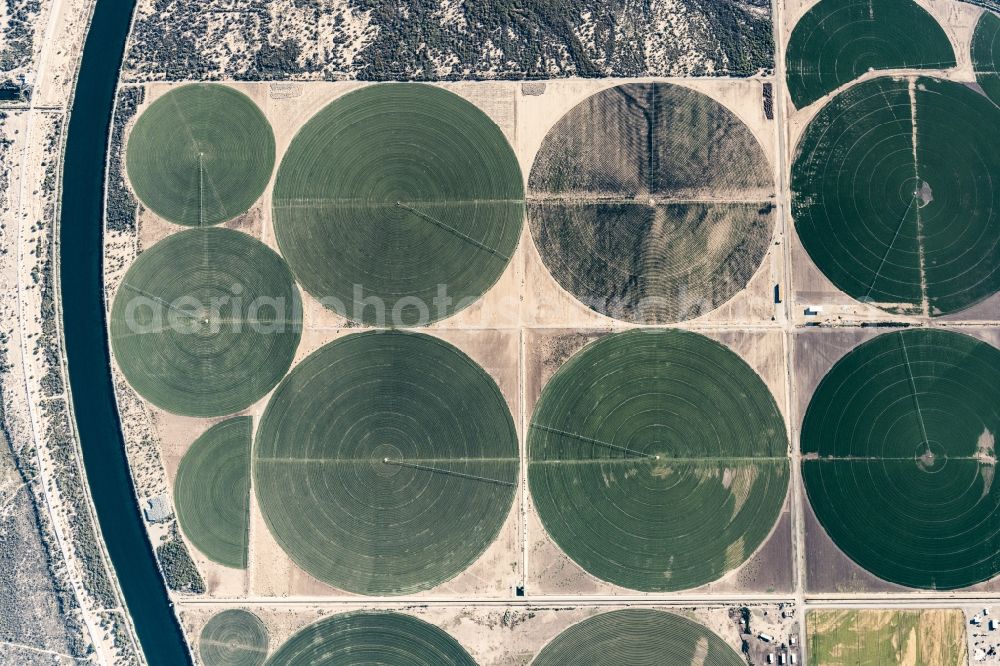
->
[122,0,775,82]
[0,0,144,661]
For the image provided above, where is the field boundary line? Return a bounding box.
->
[240,417,252,566]
[274,195,774,206]
[518,327,527,594]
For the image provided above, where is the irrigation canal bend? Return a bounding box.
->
[59,0,192,662]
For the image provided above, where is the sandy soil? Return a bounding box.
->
[513,77,775,185]
[0,0,94,108]
[918,0,983,80]
[244,326,523,599]
[523,327,787,424]
[130,77,779,334]
[708,329,789,422]
[31,0,96,107]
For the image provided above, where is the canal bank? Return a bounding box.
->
[58,0,192,662]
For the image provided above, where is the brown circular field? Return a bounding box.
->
[528,83,774,324]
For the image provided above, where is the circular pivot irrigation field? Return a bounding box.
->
[785,0,955,109]
[109,227,301,417]
[792,76,1000,316]
[802,329,1000,589]
[174,416,251,568]
[528,83,775,324]
[199,609,269,666]
[254,331,518,594]
[528,329,788,591]
[125,83,275,226]
[973,11,1000,107]
[532,609,744,666]
[266,612,475,665]
[272,83,524,326]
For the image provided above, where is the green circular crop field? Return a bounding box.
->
[253,331,518,594]
[973,12,1000,107]
[174,416,251,568]
[527,83,774,324]
[126,83,275,226]
[272,83,523,326]
[528,329,788,591]
[199,609,268,666]
[792,76,1000,316]
[785,0,955,109]
[266,612,475,665]
[532,609,744,666]
[109,227,301,417]
[802,328,1000,589]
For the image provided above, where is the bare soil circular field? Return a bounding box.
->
[527,83,774,324]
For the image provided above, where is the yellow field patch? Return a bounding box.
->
[807,609,967,666]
